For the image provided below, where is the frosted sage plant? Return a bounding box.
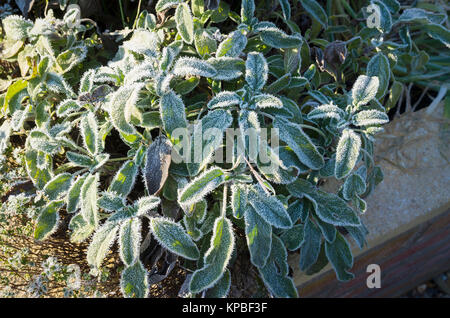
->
[0,0,448,298]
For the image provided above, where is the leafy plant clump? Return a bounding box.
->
[0,0,449,297]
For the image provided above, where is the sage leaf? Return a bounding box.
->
[150,217,200,260]
[335,128,361,179]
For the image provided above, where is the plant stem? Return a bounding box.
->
[221,183,228,218]
[132,0,143,29]
[118,0,127,28]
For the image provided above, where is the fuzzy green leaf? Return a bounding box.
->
[87,221,119,268]
[351,75,379,108]
[247,186,292,229]
[207,91,241,109]
[245,52,268,91]
[325,232,354,281]
[67,175,87,213]
[366,53,390,99]
[173,57,217,78]
[258,235,298,297]
[300,0,328,29]
[120,261,149,298]
[189,217,235,293]
[80,173,99,227]
[259,27,303,49]
[178,167,226,208]
[175,3,194,44]
[43,173,72,201]
[160,90,187,136]
[352,110,389,127]
[287,179,361,227]
[34,201,64,240]
[217,30,248,58]
[335,129,361,179]
[274,118,324,170]
[119,218,142,266]
[150,217,200,260]
[108,160,138,197]
[245,204,272,267]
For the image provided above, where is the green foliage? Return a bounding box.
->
[1,0,447,298]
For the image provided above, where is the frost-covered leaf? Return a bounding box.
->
[43,173,72,201]
[66,151,95,168]
[119,218,142,266]
[67,175,87,213]
[155,0,182,12]
[144,136,172,195]
[136,196,161,216]
[367,53,390,99]
[69,213,95,243]
[307,103,345,121]
[265,73,291,94]
[205,269,231,298]
[87,221,119,268]
[194,29,217,57]
[150,217,200,260]
[273,118,324,170]
[245,52,268,91]
[247,186,292,229]
[80,173,99,227]
[120,261,149,298]
[56,45,87,73]
[34,201,64,240]
[335,129,361,179]
[287,179,361,226]
[80,112,99,156]
[314,216,336,243]
[280,224,304,251]
[108,160,138,197]
[351,75,379,108]
[245,204,272,267]
[325,232,354,281]
[352,110,389,127]
[123,30,159,57]
[187,109,232,176]
[278,0,291,20]
[207,57,244,81]
[189,217,235,293]
[299,217,321,271]
[173,57,217,78]
[241,0,255,24]
[371,0,392,33]
[231,183,247,219]
[379,0,400,13]
[252,94,283,109]
[207,91,241,109]
[396,8,447,25]
[423,24,450,48]
[29,130,59,154]
[2,79,28,115]
[299,0,328,29]
[178,167,226,208]
[259,27,303,49]
[343,173,366,201]
[258,234,298,297]
[56,99,82,116]
[216,30,248,57]
[160,90,187,136]
[98,191,126,212]
[175,3,194,44]
[25,149,52,189]
[2,15,33,41]
[109,85,140,135]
